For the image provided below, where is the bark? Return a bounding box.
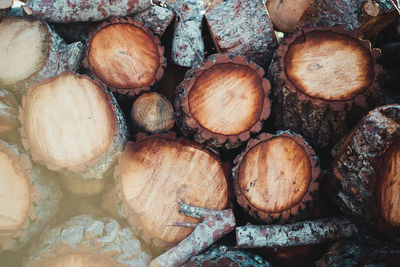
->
[317,237,400,266]
[236,217,359,248]
[0,89,18,135]
[233,131,320,223]
[24,215,150,267]
[25,0,151,22]
[0,16,82,95]
[330,104,400,233]
[149,203,236,267]
[133,5,174,37]
[205,0,278,68]
[270,26,382,150]
[186,245,273,267]
[175,53,271,149]
[0,140,62,251]
[51,22,99,43]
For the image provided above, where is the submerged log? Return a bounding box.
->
[19,72,127,180]
[270,26,382,150]
[0,140,62,251]
[24,215,150,267]
[84,17,165,96]
[0,16,82,95]
[176,54,271,148]
[233,131,320,223]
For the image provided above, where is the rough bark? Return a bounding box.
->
[0,16,82,95]
[330,104,400,234]
[186,245,273,267]
[270,26,382,150]
[175,53,271,149]
[0,140,62,251]
[205,0,278,68]
[25,0,151,22]
[149,203,235,267]
[20,72,128,180]
[84,17,165,96]
[0,89,18,135]
[236,217,359,248]
[133,5,174,37]
[24,215,150,267]
[233,131,320,223]
[317,237,400,266]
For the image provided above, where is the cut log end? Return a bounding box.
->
[130,92,174,133]
[266,0,314,33]
[285,30,374,101]
[86,18,164,95]
[0,16,48,88]
[20,72,124,178]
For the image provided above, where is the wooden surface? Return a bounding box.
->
[41,254,126,267]
[115,135,229,247]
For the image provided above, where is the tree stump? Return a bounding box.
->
[24,215,150,267]
[0,89,18,135]
[0,140,62,251]
[205,0,278,67]
[270,27,382,150]
[176,54,271,148]
[19,72,127,180]
[110,133,229,249]
[330,104,400,234]
[0,16,82,95]
[84,17,165,96]
[131,92,174,133]
[233,131,320,223]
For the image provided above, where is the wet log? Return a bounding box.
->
[317,237,400,266]
[233,131,320,223]
[108,133,229,249]
[84,17,165,96]
[175,54,271,148]
[0,89,18,135]
[24,0,151,22]
[131,92,174,133]
[0,140,62,251]
[19,72,127,180]
[236,217,359,248]
[330,104,400,234]
[0,16,82,95]
[24,215,150,267]
[149,203,235,267]
[186,245,273,267]
[270,27,382,150]
[205,0,278,67]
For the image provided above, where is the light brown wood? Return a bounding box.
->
[41,253,126,267]
[188,63,264,135]
[238,136,311,212]
[379,140,400,226]
[130,92,174,133]
[0,16,48,87]
[20,72,124,178]
[87,21,161,90]
[266,0,313,33]
[0,150,30,238]
[116,135,229,247]
[285,30,374,101]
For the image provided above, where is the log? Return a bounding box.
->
[317,237,400,266]
[51,22,99,43]
[149,203,235,267]
[330,104,400,234]
[186,245,273,267]
[24,215,150,267]
[0,0,12,18]
[133,5,174,38]
[0,89,18,135]
[0,16,82,95]
[130,92,174,133]
[24,0,151,22]
[233,131,320,223]
[84,17,165,96]
[109,133,229,249]
[0,140,62,251]
[205,0,278,67]
[270,27,382,150]
[19,72,128,180]
[175,54,271,148]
